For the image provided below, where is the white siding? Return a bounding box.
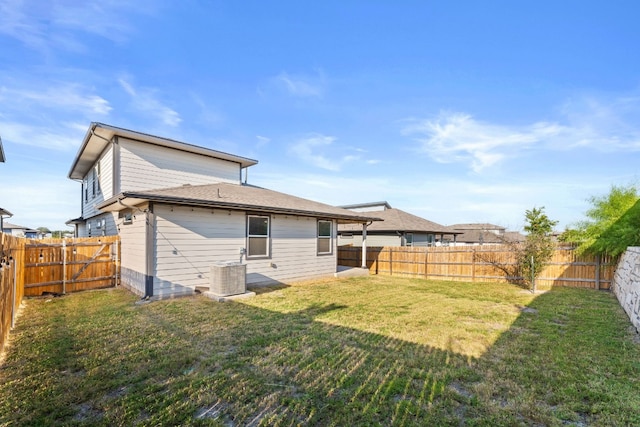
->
[254,215,336,285]
[153,205,245,297]
[82,145,114,219]
[119,138,241,192]
[119,205,148,296]
[151,206,338,296]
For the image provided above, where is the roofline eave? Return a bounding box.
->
[97,193,383,224]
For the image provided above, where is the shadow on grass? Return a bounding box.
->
[1,284,639,426]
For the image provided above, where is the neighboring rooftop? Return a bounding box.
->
[339,203,459,235]
[449,223,525,244]
[98,183,382,224]
[449,223,506,231]
[338,201,392,213]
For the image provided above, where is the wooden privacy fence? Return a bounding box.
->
[1,233,26,355]
[1,233,119,354]
[338,245,616,290]
[23,236,120,297]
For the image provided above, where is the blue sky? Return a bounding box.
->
[1,1,639,232]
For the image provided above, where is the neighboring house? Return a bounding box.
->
[2,222,38,238]
[337,201,460,247]
[68,123,379,299]
[448,223,524,246]
[0,208,12,231]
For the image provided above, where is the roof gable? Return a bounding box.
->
[68,123,258,180]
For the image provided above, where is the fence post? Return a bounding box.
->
[62,240,67,294]
[595,254,601,290]
[472,248,476,282]
[389,248,393,276]
[424,248,428,279]
[12,257,17,328]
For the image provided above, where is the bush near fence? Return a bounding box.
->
[338,245,614,290]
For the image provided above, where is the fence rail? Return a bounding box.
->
[338,245,615,290]
[22,236,120,296]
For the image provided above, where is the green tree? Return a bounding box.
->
[475,207,558,291]
[561,184,640,257]
[518,207,558,291]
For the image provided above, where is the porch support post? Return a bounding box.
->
[361,222,368,269]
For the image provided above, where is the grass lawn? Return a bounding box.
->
[1,276,639,426]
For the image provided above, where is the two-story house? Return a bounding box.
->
[67,123,378,299]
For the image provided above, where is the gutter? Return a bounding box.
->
[97,192,382,224]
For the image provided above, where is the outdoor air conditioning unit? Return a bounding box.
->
[209,261,246,297]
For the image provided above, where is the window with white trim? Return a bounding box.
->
[405,233,413,247]
[317,220,333,254]
[247,215,270,257]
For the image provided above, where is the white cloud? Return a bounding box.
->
[0,84,111,115]
[256,135,270,148]
[402,112,555,172]
[290,134,340,171]
[290,134,382,171]
[274,71,324,97]
[118,78,182,127]
[403,97,640,173]
[0,0,157,51]
[0,121,86,150]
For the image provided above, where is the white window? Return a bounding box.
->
[247,215,270,257]
[96,164,101,195]
[405,233,413,247]
[120,210,133,225]
[317,220,333,254]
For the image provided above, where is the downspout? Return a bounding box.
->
[114,196,154,299]
[144,203,155,299]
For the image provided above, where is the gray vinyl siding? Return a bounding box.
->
[82,145,114,220]
[118,204,148,296]
[153,206,245,298]
[151,205,337,296]
[338,233,436,247]
[119,138,241,192]
[78,213,118,238]
[412,233,436,247]
[338,234,401,247]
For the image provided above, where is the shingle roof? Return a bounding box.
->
[453,229,505,244]
[449,223,506,231]
[338,208,458,234]
[98,182,382,223]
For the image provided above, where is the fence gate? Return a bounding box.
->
[23,236,120,296]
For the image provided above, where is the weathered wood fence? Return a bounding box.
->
[23,236,120,296]
[1,233,26,355]
[338,245,615,290]
[0,233,120,354]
